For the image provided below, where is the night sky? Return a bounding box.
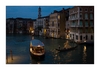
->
[6,6,73,19]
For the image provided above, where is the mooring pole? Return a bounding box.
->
[6,53,8,63]
[10,50,13,60]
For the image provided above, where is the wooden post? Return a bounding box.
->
[10,50,13,60]
[6,53,8,63]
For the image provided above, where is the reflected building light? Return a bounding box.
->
[83,46,87,63]
[6,55,23,64]
[84,46,86,52]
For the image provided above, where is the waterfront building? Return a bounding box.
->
[16,18,24,33]
[26,19,34,34]
[6,18,15,33]
[35,16,49,36]
[69,6,94,43]
[34,7,49,36]
[44,16,49,37]
[49,8,68,38]
[33,19,37,29]
[49,11,60,38]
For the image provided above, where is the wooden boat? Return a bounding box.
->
[30,39,45,57]
[56,46,77,52]
[56,40,77,52]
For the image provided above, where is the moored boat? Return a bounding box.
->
[30,39,45,57]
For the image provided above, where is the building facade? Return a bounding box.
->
[49,11,60,38]
[69,6,94,43]
[27,20,34,34]
[34,16,49,36]
[6,18,15,33]
[49,9,68,38]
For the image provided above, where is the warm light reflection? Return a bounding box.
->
[83,46,87,63]
[6,55,25,64]
[64,41,71,48]
[84,46,86,51]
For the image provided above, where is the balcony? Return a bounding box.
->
[69,11,78,15]
[70,25,76,27]
[49,26,56,29]
[69,17,79,21]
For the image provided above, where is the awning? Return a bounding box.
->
[30,39,44,47]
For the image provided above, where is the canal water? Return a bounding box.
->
[6,34,94,64]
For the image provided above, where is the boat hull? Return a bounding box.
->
[30,51,45,61]
[56,46,77,52]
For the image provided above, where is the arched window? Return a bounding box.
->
[76,35,78,40]
[52,21,54,26]
[86,35,88,40]
[80,35,82,40]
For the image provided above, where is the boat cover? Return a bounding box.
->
[30,39,44,47]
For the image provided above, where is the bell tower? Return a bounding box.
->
[38,6,41,18]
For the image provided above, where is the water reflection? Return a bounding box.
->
[64,41,71,48]
[83,46,87,63]
[30,55,42,64]
[6,55,27,64]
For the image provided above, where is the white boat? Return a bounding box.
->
[30,39,45,57]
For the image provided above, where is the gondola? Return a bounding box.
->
[56,46,77,52]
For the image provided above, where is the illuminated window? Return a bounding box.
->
[58,15,60,19]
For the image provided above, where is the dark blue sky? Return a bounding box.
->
[6,6,73,19]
